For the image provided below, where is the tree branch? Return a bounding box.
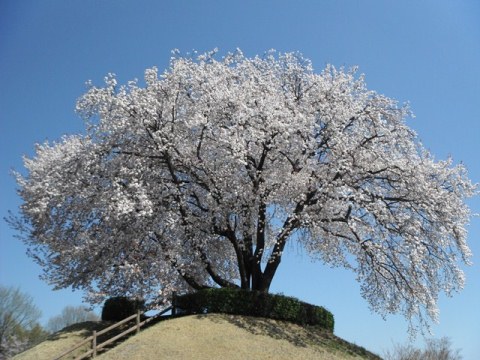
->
[153,232,209,290]
[260,190,316,291]
[196,245,239,289]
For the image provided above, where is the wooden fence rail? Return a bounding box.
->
[53,306,173,360]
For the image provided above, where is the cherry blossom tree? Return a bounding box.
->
[12,50,475,332]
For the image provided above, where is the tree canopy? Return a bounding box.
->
[46,306,99,333]
[12,50,475,333]
[0,286,47,358]
[384,337,462,360]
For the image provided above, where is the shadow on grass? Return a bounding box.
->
[47,321,109,341]
[47,320,149,357]
[199,313,382,360]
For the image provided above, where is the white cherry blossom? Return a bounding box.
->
[12,50,476,334]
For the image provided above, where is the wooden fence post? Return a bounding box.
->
[92,330,97,357]
[136,310,141,334]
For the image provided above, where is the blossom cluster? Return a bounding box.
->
[13,50,476,334]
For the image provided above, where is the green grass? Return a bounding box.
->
[14,314,382,360]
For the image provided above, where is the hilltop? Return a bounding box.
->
[14,314,381,360]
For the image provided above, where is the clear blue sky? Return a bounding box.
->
[1,0,479,358]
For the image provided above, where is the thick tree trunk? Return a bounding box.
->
[241,260,274,293]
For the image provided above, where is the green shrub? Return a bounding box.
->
[101,296,145,322]
[174,288,334,332]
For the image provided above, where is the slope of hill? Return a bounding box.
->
[14,314,382,360]
[12,321,107,360]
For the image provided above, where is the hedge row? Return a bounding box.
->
[101,296,145,322]
[174,288,334,332]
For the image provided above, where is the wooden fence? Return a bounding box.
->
[53,306,173,360]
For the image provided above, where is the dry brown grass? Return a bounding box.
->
[97,314,380,360]
[12,321,108,360]
[13,314,381,360]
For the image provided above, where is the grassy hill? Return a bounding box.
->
[13,321,107,360]
[14,314,382,360]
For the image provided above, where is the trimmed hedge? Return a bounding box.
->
[174,288,334,332]
[101,296,145,322]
